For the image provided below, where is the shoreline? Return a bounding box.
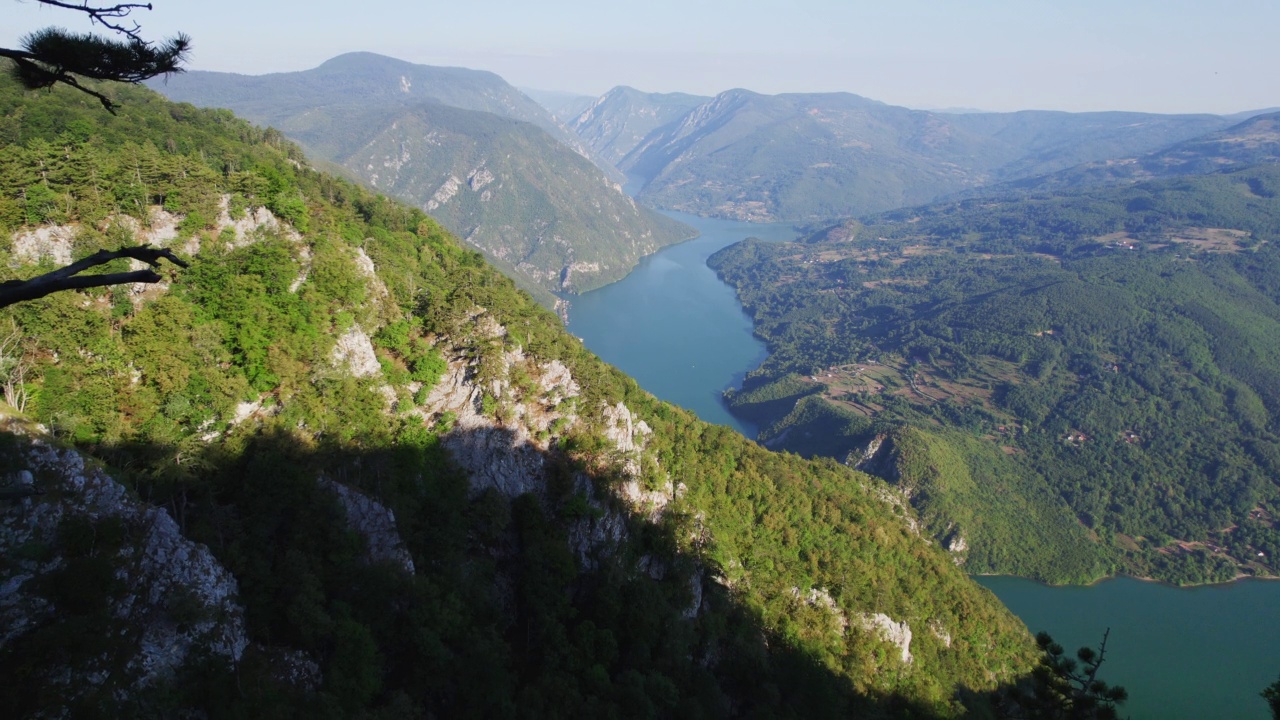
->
[973,570,1280,590]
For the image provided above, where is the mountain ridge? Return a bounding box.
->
[149,54,694,301]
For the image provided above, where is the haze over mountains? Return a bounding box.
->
[152,53,693,303]
[570,87,1244,221]
[994,110,1280,194]
[151,51,1279,306]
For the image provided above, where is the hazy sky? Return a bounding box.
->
[6,0,1278,114]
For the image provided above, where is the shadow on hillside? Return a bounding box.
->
[0,424,1028,718]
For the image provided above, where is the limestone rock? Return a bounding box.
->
[321,478,416,574]
[858,612,913,665]
[0,436,247,699]
[10,225,75,266]
[332,325,382,378]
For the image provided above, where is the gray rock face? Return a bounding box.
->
[0,433,247,697]
[858,612,914,665]
[321,478,416,574]
[332,326,382,378]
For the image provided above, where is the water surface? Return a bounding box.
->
[979,575,1280,719]
[567,207,1280,720]
[567,210,797,435]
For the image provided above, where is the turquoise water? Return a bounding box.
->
[978,575,1280,719]
[567,207,1280,719]
[566,210,797,436]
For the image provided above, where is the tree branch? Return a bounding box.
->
[29,2,156,42]
[3,1,189,112]
[0,245,189,308]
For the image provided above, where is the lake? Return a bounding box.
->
[979,575,1280,719]
[569,210,1280,719]
[567,210,798,436]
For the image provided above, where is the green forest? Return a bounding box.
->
[0,77,1048,717]
[711,167,1280,585]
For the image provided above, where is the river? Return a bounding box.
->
[568,210,1280,720]
[567,210,799,436]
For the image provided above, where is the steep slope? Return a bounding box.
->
[266,100,692,298]
[711,165,1280,585]
[0,77,1034,716]
[615,90,1232,222]
[149,53,695,301]
[569,86,711,166]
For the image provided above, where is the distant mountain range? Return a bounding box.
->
[567,86,710,167]
[993,110,1280,194]
[562,87,1248,222]
[150,53,692,302]
[151,54,1279,301]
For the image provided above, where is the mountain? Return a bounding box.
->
[0,76,1036,717]
[520,86,598,123]
[995,111,1280,194]
[149,53,693,301]
[603,89,1233,222]
[710,164,1280,585]
[568,86,711,167]
[154,52,594,163]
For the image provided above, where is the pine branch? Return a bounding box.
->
[2,1,189,112]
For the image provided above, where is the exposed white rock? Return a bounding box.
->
[10,225,75,266]
[352,247,390,299]
[467,167,495,191]
[929,619,953,648]
[859,613,914,665]
[684,569,705,619]
[1,436,247,696]
[332,326,382,378]
[601,402,652,478]
[321,478,415,574]
[619,479,674,522]
[793,586,849,634]
[142,207,181,246]
[561,260,602,289]
[426,175,462,211]
[215,196,301,247]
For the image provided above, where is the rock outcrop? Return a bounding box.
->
[321,478,416,574]
[0,425,247,698]
[859,612,914,665]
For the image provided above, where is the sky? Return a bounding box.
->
[5,0,1279,114]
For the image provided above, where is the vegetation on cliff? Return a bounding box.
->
[0,76,1036,717]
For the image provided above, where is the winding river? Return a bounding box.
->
[568,209,1280,719]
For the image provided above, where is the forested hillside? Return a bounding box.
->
[711,166,1280,585]
[605,89,1233,222]
[0,77,1036,716]
[150,53,694,302]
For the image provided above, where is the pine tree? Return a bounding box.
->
[0,1,189,112]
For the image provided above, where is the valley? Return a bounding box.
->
[4,5,1280,714]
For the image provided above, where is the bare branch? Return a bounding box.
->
[0,245,189,308]
[28,1,157,42]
